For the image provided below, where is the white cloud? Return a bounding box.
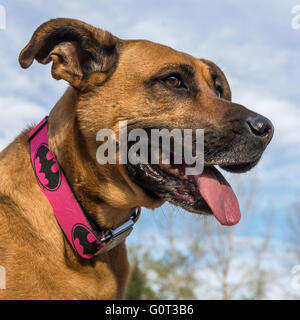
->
[125,19,178,47]
[229,87,300,190]
[233,89,300,146]
[0,96,46,150]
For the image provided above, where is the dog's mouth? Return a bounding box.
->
[126,148,259,226]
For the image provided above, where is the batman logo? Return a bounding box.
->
[34,143,61,191]
[72,224,101,256]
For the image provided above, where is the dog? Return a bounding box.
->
[0,18,273,299]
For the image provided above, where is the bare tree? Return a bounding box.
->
[288,201,300,259]
[183,173,274,299]
[126,172,276,299]
[144,207,200,299]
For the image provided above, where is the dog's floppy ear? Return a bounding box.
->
[19,18,120,90]
[200,59,232,101]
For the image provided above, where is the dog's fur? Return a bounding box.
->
[0,18,273,299]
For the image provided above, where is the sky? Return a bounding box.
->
[0,0,300,298]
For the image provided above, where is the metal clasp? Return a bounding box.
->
[97,217,135,254]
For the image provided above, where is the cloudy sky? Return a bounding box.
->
[0,0,299,298]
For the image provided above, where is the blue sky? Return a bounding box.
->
[0,0,300,297]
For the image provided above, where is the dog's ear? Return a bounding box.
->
[19,18,120,90]
[200,59,232,101]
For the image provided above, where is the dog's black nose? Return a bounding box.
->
[246,114,274,143]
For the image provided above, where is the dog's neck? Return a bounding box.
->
[47,87,135,230]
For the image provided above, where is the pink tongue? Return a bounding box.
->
[196,167,241,226]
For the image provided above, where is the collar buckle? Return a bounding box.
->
[98,217,135,254]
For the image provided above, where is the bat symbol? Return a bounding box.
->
[72,224,100,256]
[34,144,61,191]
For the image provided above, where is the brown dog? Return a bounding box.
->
[0,18,273,299]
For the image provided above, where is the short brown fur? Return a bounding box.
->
[0,18,272,299]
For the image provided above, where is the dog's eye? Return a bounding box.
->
[215,84,223,98]
[164,76,181,88]
[161,75,185,89]
[213,75,223,97]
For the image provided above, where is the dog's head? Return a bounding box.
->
[19,18,273,226]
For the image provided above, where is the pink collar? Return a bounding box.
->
[29,117,140,259]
